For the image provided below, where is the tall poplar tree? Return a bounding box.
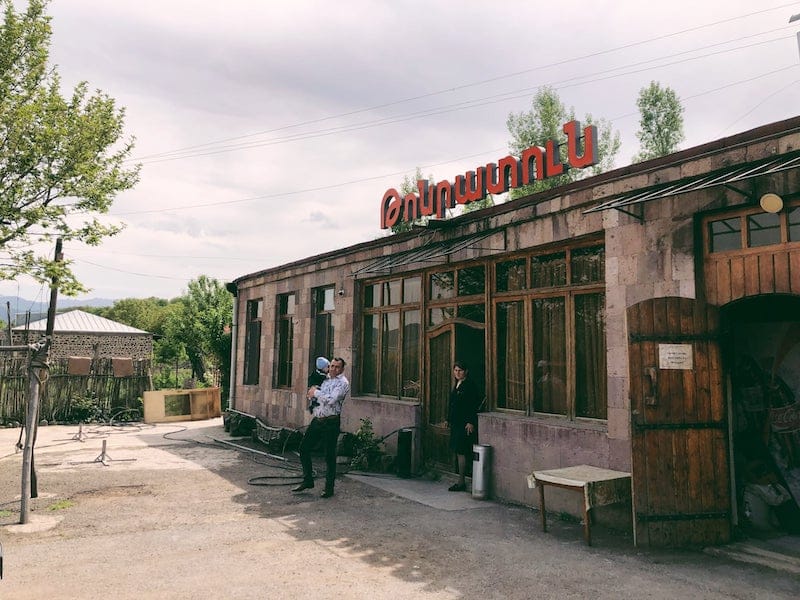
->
[633,81,685,162]
[0,0,140,294]
[506,86,620,199]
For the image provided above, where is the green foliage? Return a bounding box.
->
[91,297,173,334]
[164,276,232,391]
[0,0,140,295]
[350,417,386,471]
[47,499,75,511]
[633,81,685,162]
[68,392,98,423]
[81,278,232,398]
[506,86,620,200]
[390,167,436,234]
[463,194,495,213]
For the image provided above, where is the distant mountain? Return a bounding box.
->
[0,295,115,325]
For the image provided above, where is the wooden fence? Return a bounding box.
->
[0,356,151,424]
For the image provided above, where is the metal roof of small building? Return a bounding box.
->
[12,309,150,335]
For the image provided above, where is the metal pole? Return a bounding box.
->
[19,238,61,524]
[5,301,12,345]
[20,340,45,523]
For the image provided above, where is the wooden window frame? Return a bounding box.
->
[312,285,335,364]
[361,275,422,399]
[704,200,800,256]
[491,242,607,420]
[243,299,263,386]
[274,292,295,389]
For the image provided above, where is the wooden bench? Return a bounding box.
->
[531,464,634,546]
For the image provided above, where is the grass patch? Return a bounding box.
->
[47,499,75,511]
[0,509,12,518]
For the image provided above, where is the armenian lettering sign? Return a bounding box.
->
[379,120,599,229]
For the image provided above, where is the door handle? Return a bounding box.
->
[644,367,658,406]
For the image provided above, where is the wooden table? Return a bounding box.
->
[531,465,633,546]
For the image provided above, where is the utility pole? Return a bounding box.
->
[5,301,12,345]
[19,238,61,524]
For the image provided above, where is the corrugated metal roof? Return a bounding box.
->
[584,150,800,214]
[12,309,150,335]
[351,229,501,276]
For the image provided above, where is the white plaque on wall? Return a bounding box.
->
[658,343,693,370]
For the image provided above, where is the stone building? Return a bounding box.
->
[12,309,153,360]
[228,116,800,546]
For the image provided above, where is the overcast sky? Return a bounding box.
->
[3,0,800,306]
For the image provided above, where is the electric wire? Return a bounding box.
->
[109,64,797,220]
[133,32,798,165]
[130,2,800,163]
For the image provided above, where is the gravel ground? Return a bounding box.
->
[0,419,798,600]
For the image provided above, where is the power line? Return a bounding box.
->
[717,77,800,136]
[134,31,796,165]
[75,258,194,281]
[112,146,508,215]
[113,62,796,217]
[128,2,800,163]
[66,248,257,261]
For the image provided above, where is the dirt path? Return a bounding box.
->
[0,420,797,599]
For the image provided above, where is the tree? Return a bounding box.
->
[88,297,172,334]
[506,86,620,199]
[463,194,495,214]
[390,167,436,234]
[633,81,685,162]
[164,276,232,391]
[0,0,139,294]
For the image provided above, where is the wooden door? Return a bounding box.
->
[628,297,731,546]
[425,327,453,468]
[424,321,486,468]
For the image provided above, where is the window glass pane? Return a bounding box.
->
[571,245,605,284]
[496,259,527,292]
[429,307,454,327]
[403,277,421,303]
[314,313,333,362]
[381,312,400,396]
[402,310,421,398]
[430,271,454,300]
[748,213,781,248]
[276,293,295,387]
[575,293,607,419]
[457,265,485,296]
[496,302,526,410]
[384,279,402,306]
[458,303,485,323]
[277,315,293,386]
[361,315,378,394]
[790,207,800,242]
[244,300,262,385]
[322,287,335,311]
[285,293,295,315]
[531,252,566,288]
[533,297,566,415]
[248,299,263,320]
[364,283,380,308]
[709,217,741,252]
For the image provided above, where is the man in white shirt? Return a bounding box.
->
[292,357,350,498]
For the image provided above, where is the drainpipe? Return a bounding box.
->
[225,281,239,411]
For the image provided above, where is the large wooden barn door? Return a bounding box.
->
[628,297,731,546]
